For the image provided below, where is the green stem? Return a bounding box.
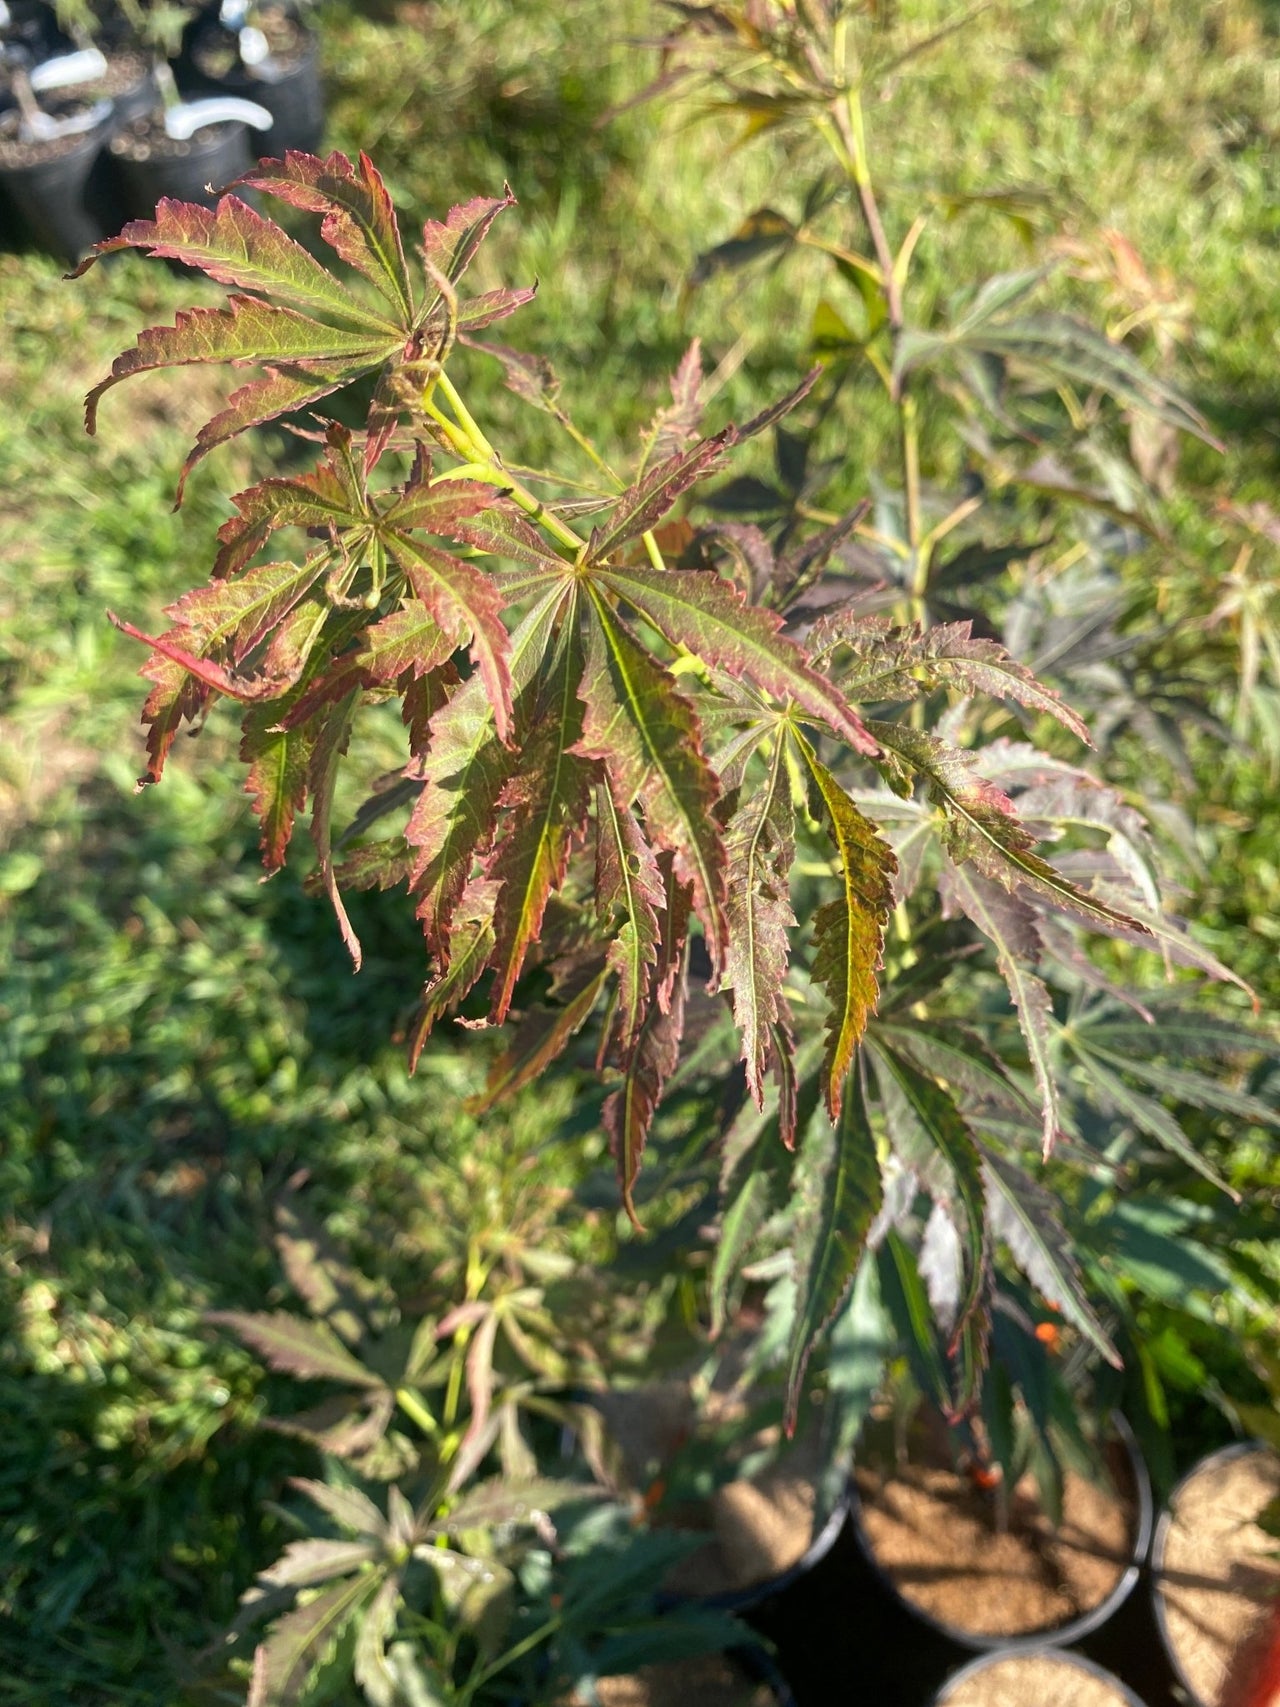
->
[395,1385,440,1439]
[457,1613,563,1706]
[421,391,587,556]
[437,369,496,461]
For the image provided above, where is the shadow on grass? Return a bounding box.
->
[0,771,484,1703]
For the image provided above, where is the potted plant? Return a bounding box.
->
[66,80,1276,1701]
[107,59,270,218]
[932,1648,1149,1707]
[173,0,321,155]
[1150,1441,1280,1707]
[0,56,116,259]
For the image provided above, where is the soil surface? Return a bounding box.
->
[595,1378,827,1598]
[855,1432,1136,1637]
[1156,1445,1280,1707]
[0,104,104,165]
[940,1652,1133,1706]
[585,1655,775,1707]
[73,53,150,103]
[109,116,239,163]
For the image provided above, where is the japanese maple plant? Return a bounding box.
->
[76,123,1233,1451]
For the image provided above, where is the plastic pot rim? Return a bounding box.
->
[931,1643,1151,1707]
[1149,1437,1278,1707]
[849,1410,1155,1654]
[655,1480,852,1617]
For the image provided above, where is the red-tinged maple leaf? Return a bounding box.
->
[407,588,567,952]
[136,652,209,788]
[407,878,499,1070]
[723,738,796,1108]
[484,611,594,1023]
[241,705,316,874]
[604,859,692,1229]
[576,589,729,977]
[214,462,358,579]
[798,735,897,1122]
[76,160,531,503]
[595,563,879,756]
[594,784,665,1055]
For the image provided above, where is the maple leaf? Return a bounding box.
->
[576,588,728,976]
[723,739,796,1108]
[785,1058,883,1427]
[604,859,692,1228]
[798,735,897,1121]
[596,563,878,755]
[820,615,1092,744]
[76,157,528,502]
[594,783,665,1055]
[484,605,594,1023]
[407,588,566,952]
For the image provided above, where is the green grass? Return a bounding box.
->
[1,0,1278,1700]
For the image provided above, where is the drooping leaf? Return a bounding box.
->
[594,784,665,1054]
[940,862,1062,1157]
[872,1047,988,1346]
[135,652,209,787]
[596,563,878,754]
[603,863,691,1228]
[785,1059,883,1428]
[469,963,608,1111]
[205,1311,387,1388]
[981,1152,1120,1365]
[407,590,564,949]
[484,607,593,1021]
[407,879,499,1069]
[577,591,728,976]
[241,708,317,874]
[917,1202,965,1340]
[723,739,796,1106]
[1066,1040,1234,1191]
[308,692,362,966]
[247,1574,375,1707]
[799,737,897,1121]
[352,1572,404,1707]
[870,721,1149,936]
[710,1162,776,1338]
[83,295,399,498]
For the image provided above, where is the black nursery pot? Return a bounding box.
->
[0,106,113,262]
[177,16,323,155]
[931,1646,1150,1707]
[666,1484,852,1617]
[1149,1440,1280,1707]
[846,1414,1154,1669]
[109,112,255,219]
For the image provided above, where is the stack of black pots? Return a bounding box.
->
[725,1427,1280,1706]
[0,0,323,265]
